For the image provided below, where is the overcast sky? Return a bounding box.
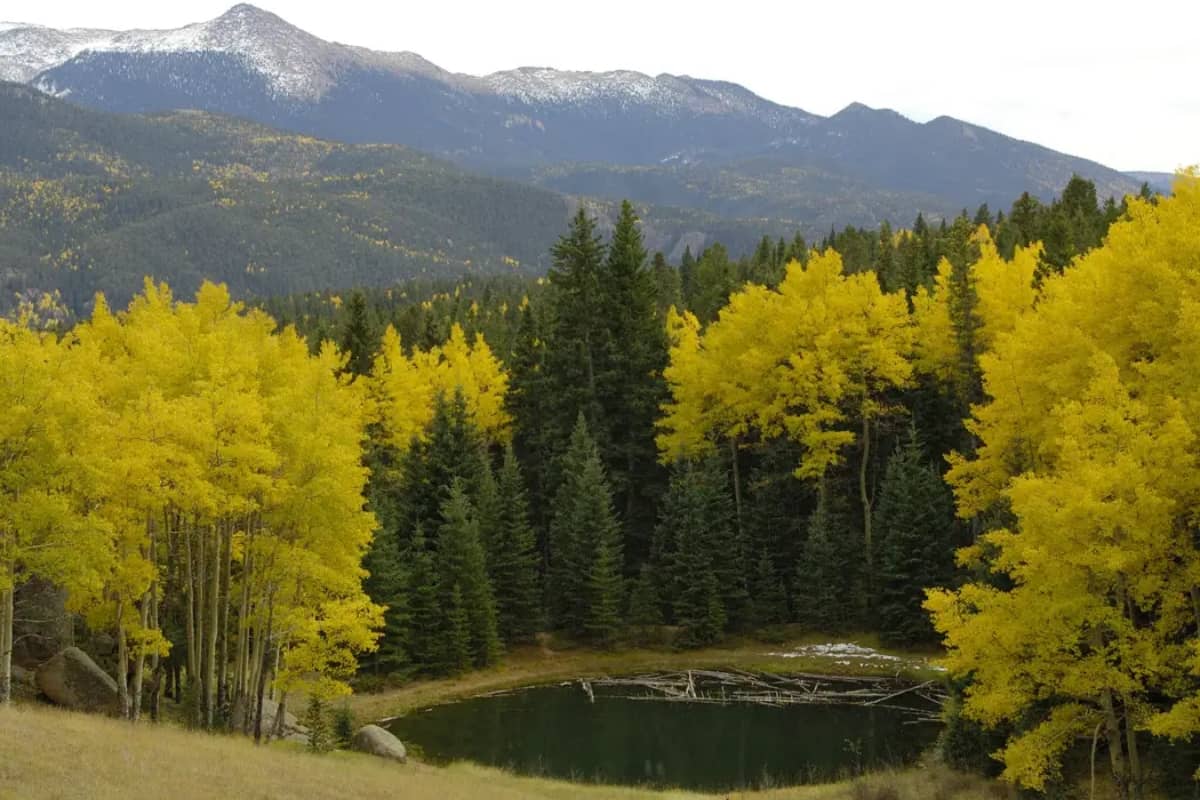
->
[5,0,1197,172]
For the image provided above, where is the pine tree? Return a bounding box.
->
[794,488,859,632]
[876,426,956,645]
[599,200,669,563]
[626,563,664,627]
[397,390,488,541]
[656,458,742,645]
[403,525,442,670]
[547,415,623,640]
[748,549,789,627]
[338,290,376,377]
[489,444,541,642]
[436,481,501,668]
[541,208,609,476]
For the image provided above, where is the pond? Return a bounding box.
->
[385,673,942,791]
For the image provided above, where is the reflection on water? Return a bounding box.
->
[386,679,941,790]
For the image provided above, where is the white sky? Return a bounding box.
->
[4,0,1197,172]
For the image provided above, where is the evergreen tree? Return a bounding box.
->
[599,200,669,563]
[397,390,488,541]
[436,481,501,668]
[626,563,664,627]
[403,525,442,670]
[541,208,609,471]
[547,415,623,640]
[656,457,745,644]
[876,426,956,646]
[649,251,681,312]
[361,441,409,673]
[489,443,541,642]
[794,489,859,632]
[338,290,376,377]
[748,548,789,627]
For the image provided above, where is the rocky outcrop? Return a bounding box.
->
[351,725,407,763]
[35,647,121,715]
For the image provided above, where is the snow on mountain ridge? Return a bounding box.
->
[2,3,808,122]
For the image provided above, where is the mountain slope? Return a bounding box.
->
[0,83,811,311]
[1,5,1141,225]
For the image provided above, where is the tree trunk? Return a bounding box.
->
[204,525,221,728]
[115,599,130,719]
[217,520,233,716]
[728,437,744,539]
[1124,701,1143,800]
[182,522,198,723]
[253,596,274,744]
[234,533,253,708]
[272,691,288,739]
[1101,689,1130,800]
[0,565,13,706]
[859,415,874,602]
[130,591,150,721]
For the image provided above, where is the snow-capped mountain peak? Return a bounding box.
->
[4,4,346,99]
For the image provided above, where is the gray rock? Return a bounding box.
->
[12,577,72,666]
[8,664,38,700]
[351,724,407,763]
[230,696,302,735]
[35,647,121,715]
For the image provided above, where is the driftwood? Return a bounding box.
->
[577,669,945,722]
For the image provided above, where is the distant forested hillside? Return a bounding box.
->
[0,83,800,312]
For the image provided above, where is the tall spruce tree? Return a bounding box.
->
[403,525,442,671]
[540,208,609,471]
[338,290,376,377]
[794,488,860,632]
[436,480,501,668]
[600,200,669,562]
[397,390,489,541]
[547,415,623,641]
[876,426,956,646]
[489,443,541,642]
[748,548,789,627]
[656,457,745,645]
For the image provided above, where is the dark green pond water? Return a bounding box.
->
[386,680,940,790]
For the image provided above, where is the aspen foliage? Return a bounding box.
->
[371,322,510,449]
[0,279,382,719]
[910,226,1041,385]
[658,250,913,478]
[927,173,1200,794]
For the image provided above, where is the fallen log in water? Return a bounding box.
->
[579,670,946,721]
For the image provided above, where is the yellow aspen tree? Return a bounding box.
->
[929,173,1200,798]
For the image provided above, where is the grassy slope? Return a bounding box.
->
[0,704,1011,800]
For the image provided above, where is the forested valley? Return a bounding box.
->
[4,168,1200,800]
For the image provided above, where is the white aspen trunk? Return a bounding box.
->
[115,599,130,719]
[204,525,221,728]
[0,566,13,706]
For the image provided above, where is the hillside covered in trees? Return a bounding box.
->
[0,82,815,314]
[4,162,1197,799]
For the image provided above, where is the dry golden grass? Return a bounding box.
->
[0,703,1010,800]
[349,632,943,723]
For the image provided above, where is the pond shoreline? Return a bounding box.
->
[349,632,945,725]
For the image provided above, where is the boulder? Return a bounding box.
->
[351,724,407,763]
[35,647,121,715]
[12,577,72,667]
[8,664,38,700]
[230,696,303,736]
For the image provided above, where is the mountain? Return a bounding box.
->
[1,5,1142,227]
[0,82,801,312]
[1126,171,1176,195]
